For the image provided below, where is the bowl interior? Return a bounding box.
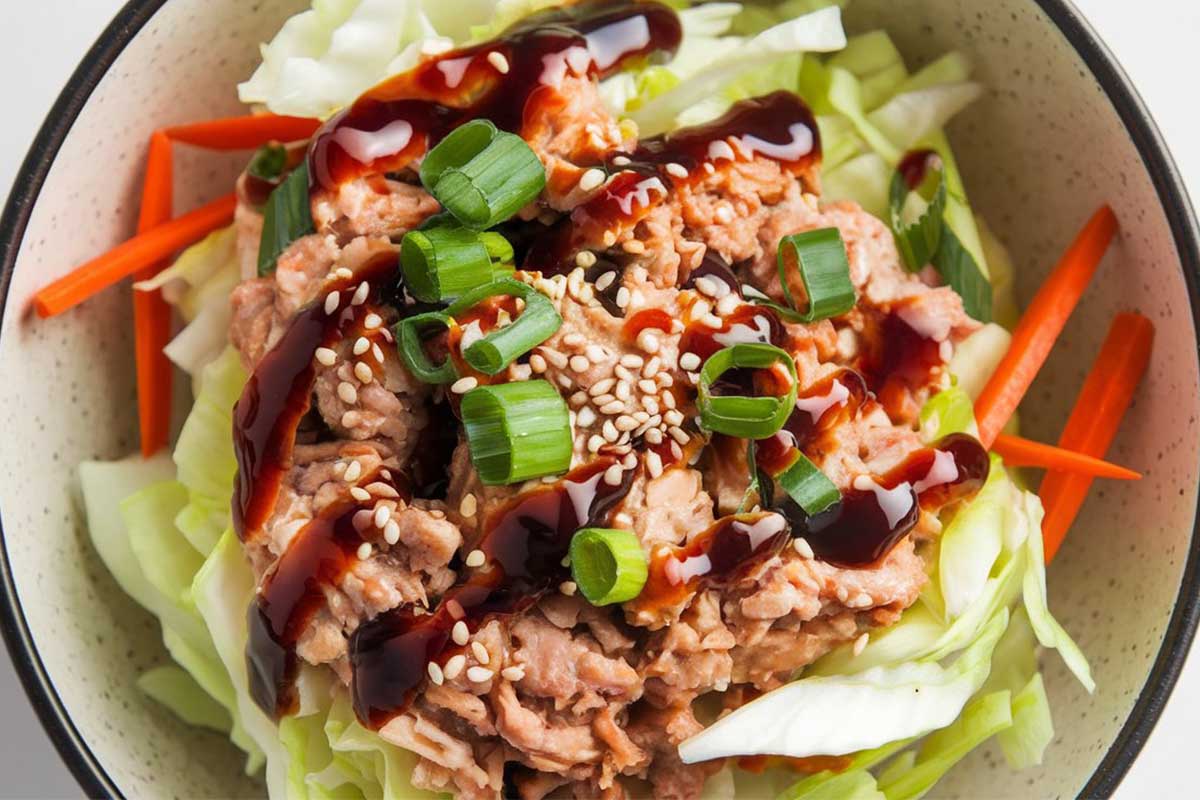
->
[1,0,1197,797]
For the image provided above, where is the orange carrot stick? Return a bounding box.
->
[163,114,320,150]
[33,192,237,318]
[991,432,1140,480]
[1040,312,1154,563]
[132,132,175,457]
[974,206,1118,447]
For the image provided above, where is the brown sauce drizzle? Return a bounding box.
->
[682,251,743,297]
[679,303,787,362]
[855,309,946,420]
[308,1,683,191]
[349,457,634,727]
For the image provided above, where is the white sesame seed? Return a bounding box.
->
[657,372,674,388]
[600,400,625,416]
[451,376,479,395]
[641,357,661,378]
[704,162,716,174]
[557,374,573,389]
[594,271,616,291]
[337,382,359,404]
[562,332,585,348]
[630,289,645,309]
[592,393,615,406]
[715,205,734,224]
[622,239,646,255]
[456,493,477,520]
[530,354,547,373]
[665,162,689,179]
[645,427,663,444]
[384,520,400,545]
[381,469,392,480]
[662,391,676,409]
[577,407,597,427]
[853,633,869,657]
[694,277,718,297]
[670,441,683,460]
[373,343,385,363]
[357,542,373,560]
[466,666,495,684]
[668,425,690,445]
[664,409,685,427]
[444,654,466,680]
[373,504,392,528]
[559,581,578,596]
[619,353,644,369]
[612,155,631,166]
[632,411,651,424]
[471,641,490,664]
[646,451,664,479]
[510,363,533,381]
[679,352,701,371]
[602,230,617,247]
[637,378,657,395]
[585,345,607,363]
[427,661,445,685]
[636,329,660,354]
[541,348,568,369]
[353,337,370,356]
[575,250,598,269]
[589,378,616,397]
[350,487,371,502]
[587,434,605,453]
[344,460,362,481]
[364,313,383,330]
[465,549,486,568]
[569,355,590,373]
[335,267,353,280]
[602,420,619,442]
[351,281,370,306]
[793,538,815,559]
[615,287,630,308]
[569,391,588,407]
[615,415,639,432]
[366,482,399,498]
[354,361,374,383]
[615,380,632,401]
[643,397,660,415]
[487,50,510,74]
[578,168,606,192]
[324,291,340,314]
[315,347,337,366]
[501,665,526,682]
[452,621,470,647]
[333,461,347,475]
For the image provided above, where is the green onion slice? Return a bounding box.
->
[448,278,561,375]
[461,380,571,484]
[697,344,798,439]
[933,224,992,323]
[257,161,315,276]
[395,311,457,384]
[569,527,649,606]
[419,120,546,229]
[889,151,947,271]
[776,227,856,323]
[775,451,840,516]
[248,143,287,181]
[400,226,515,303]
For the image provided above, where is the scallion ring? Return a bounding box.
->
[395,311,457,384]
[697,343,798,439]
[569,528,649,606]
[776,227,856,323]
[420,119,546,229]
[400,226,515,303]
[461,380,571,484]
[248,143,287,181]
[775,451,840,516]
[447,278,562,375]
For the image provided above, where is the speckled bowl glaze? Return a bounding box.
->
[0,0,1196,797]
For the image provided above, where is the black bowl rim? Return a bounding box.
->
[0,0,1197,797]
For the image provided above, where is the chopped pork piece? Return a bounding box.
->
[312,174,440,240]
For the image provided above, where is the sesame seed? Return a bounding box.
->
[636,330,660,354]
[656,372,673,388]
[645,427,663,444]
[335,267,353,279]
[587,435,605,453]
[501,666,526,682]
[615,380,632,401]
[715,205,734,224]
[465,549,486,568]
[467,666,495,683]
[665,162,689,179]
[585,344,607,363]
[589,378,616,397]
[569,355,590,373]
[350,486,371,502]
[602,231,617,247]
[853,633,869,657]
[622,239,646,254]
[615,287,630,308]
[569,391,588,407]
[342,410,362,427]
[668,426,690,445]
[600,400,625,416]
[315,347,337,366]
[670,441,683,460]
[646,451,664,479]
[559,581,577,596]
[542,348,569,369]
[615,415,639,432]
[444,654,466,680]
[384,520,400,545]
[381,469,392,480]
[530,354,547,373]
[429,508,446,519]
[510,363,533,381]
[353,337,370,356]
[357,542,373,560]
[679,352,701,371]
[337,382,358,404]
[364,313,383,330]
[577,407,597,427]
[637,378,657,394]
[793,538,815,560]
[630,289,645,308]
[664,409,685,427]
[557,374,573,389]
[366,482,399,498]
[592,393,615,406]
[562,332,585,348]
[458,493,478,519]
[344,460,362,481]
[694,277,718,297]
[594,271,616,291]
[471,641,490,664]
[324,291,340,314]
[451,621,470,647]
[643,397,660,415]
[428,661,445,685]
[351,281,370,306]
[602,420,619,442]
[373,504,392,528]
[641,357,661,378]
[612,155,631,166]
[575,250,598,269]
[717,294,740,316]
[704,162,716,174]
[619,353,644,369]
[333,461,347,475]
[487,50,510,74]
[354,361,374,383]
[632,411,651,424]
[578,168,606,192]
[662,391,676,410]
[451,376,479,394]
[614,365,635,382]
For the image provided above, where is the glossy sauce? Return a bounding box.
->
[679,303,787,362]
[308,1,683,190]
[349,457,633,726]
[753,369,869,476]
[681,251,743,297]
[855,309,946,420]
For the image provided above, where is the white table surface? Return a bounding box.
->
[0,1,1197,797]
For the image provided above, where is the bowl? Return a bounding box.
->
[1,0,1197,796]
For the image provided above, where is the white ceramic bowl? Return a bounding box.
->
[1,1,1197,797]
